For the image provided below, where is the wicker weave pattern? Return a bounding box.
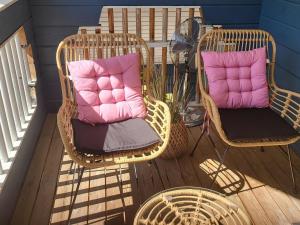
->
[56,33,171,168]
[197,29,300,147]
[160,119,188,159]
[134,187,252,225]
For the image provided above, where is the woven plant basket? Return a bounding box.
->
[160,119,188,159]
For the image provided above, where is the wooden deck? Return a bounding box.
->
[10,114,300,225]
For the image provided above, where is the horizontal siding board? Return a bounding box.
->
[31,6,102,26]
[276,44,300,79]
[260,0,300,94]
[275,65,300,92]
[34,27,79,46]
[37,47,56,65]
[32,5,260,27]
[43,84,62,101]
[35,25,260,47]
[0,0,31,44]
[40,65,60,84]
[260,16,300,53]
[261,0,300,30]
[30,0,261,6]
[222,24,259,28]
[203,5,261,24]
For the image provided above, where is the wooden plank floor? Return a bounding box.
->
[10,114,300,225]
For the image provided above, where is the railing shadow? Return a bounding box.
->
[49,128,300,225]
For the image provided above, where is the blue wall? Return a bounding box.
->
[29,0,262,112]
[0,1,46,225]
[260,0,300,92]
[0,0,30,43]
[259,0,300,152]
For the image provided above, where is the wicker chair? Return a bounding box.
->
[56,33,171,220]
[192,29,300,191]
[56,33,171,168]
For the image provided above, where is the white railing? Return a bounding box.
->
[0,29,36,188]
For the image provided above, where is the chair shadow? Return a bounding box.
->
[189,126,300,199]
[198,157,245,195]
[49,128,300,225]
[50,156,140,225]
[50,150,246,224]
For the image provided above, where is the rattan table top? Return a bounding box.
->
[134,186,252,225]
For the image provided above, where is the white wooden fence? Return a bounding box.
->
[0,28,36,188]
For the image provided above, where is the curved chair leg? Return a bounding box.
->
[190,111,208,156]
[133,163,142,205]
[190,127,206,156]
[287,145,297,193]
[67,164,85,224]
[133,163,138,187]
[151,160,165,189]
[210,145,230,189]
[68,161,74,174]
[147,161,155,184]
[119,164,123,186]
[117,164,127,223]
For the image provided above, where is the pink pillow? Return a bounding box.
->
[68,53,147,124]
[201,47,269,109]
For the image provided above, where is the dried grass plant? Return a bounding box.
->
[150,65,192,123]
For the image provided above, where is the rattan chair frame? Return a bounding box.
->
[196,29,300,148]
[193,29,300,191]
[133,187,252,225]
[56,33,171,169]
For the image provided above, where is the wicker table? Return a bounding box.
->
[134,187,252,225]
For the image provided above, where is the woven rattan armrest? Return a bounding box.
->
[270,84,300,131]
[57,95,171,168]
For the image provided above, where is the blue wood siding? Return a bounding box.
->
[29,0,262,112]
[259,0,300,153]
[260,0,300,92]
[0,0,30,43]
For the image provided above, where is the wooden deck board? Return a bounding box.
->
[29,128,64,225]
[244,148,300,224]
[228,149,288,225]
[10,114,57,225]
[10,114,300,225]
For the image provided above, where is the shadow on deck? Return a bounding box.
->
[10,114,300,225]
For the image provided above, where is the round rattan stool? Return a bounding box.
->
[134,187,252,225]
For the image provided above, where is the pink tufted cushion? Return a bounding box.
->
[67,53,147,124]
[201,47,269,109]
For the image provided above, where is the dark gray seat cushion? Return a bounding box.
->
[219,108,299,142]
[72,118,161,155]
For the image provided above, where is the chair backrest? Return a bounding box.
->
[56,33,150,106]
[197,29,276,94]
[98,6,206,85]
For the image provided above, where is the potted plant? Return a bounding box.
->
[149,65,191,159]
